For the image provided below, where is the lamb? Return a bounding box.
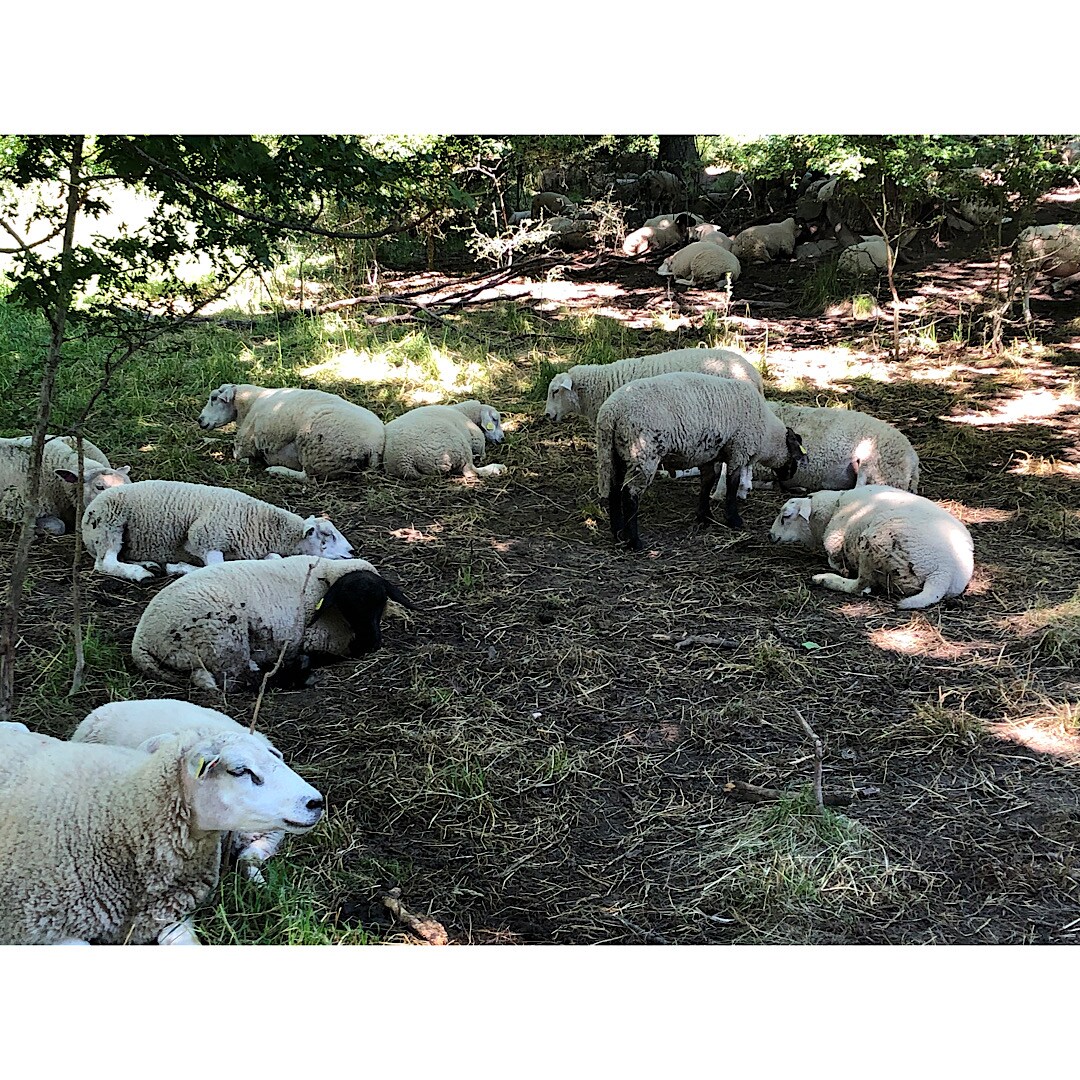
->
[657,241,742,286]
[731,218,798,264]
[596,372,807,550]
[81,479,353,583]
[131,555,414,691]
[198,383,385,481]
[0,723,323,945]
[687,223,735,251]
[768,485,974,609]
[0,434,131,535]
[622,212,701,256]
[72,700,290,884]
[1012,223,1080,323]
[382,400,506,480]
[544,347,764,424]
[752,402,920,493]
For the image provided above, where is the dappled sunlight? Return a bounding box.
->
[1009,451,1080,481]
[945,387,1080,427]
[389,525,443,544]
[301,346,486,402]
[991,707,1080,762]
[868,618,1001,661]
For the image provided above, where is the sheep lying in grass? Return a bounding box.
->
[81,479,353,582]
[622,212,701,256]
[0,435,131,535]
[732,218,798,264]
[596,373,807,550]
[752,402,920,493]
[0,724,323,944]
[132,555,414,691]
[1012,223,1080,323]
[198,383,385,481]
[383,401,506,481]
[687,223,735,251]
[769,485,973,609]
[658,241,742,287]
[545,347,763,424]
[72,700,291,884]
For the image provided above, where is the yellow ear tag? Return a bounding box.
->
[484,422,495,431]
[195,757,207,778]
[314,597,324,611]
[799,444,807,455]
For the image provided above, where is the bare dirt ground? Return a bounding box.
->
[4,195,1079,945]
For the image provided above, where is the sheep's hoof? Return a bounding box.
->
[725,516,746,530]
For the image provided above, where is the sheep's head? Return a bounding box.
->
[54,464,132,507]
[477,405,504,443]
[309,569,415,657]
[771,427,809,483]
[167,731,324,836]
[769,497,813,545]
[297,515,354,560]
[545,372,579,421]
[199,384,238,430]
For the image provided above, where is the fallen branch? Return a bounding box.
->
[249,641,289,735]
[380,888,449,945]
[722,780,854,808]
[650,633,739,650]
[793,707,824,809]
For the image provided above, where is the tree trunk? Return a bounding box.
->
[657,136,700,173]
[0,135,84,721]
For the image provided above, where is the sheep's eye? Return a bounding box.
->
[227,767,264,786]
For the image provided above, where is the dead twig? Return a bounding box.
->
[380,888,449,945]
[250,642,289,735]
[793,707,824,810]
[650,633,739,651]
[722,780,854,809]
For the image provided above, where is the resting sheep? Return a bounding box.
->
[687,223,735,251]
[0,435,131,536]
[198,383,385,481]
[768,485,974,609]
[1012,223,1080,323]
[72,700,290,884]
[0,724,323,944]
[732,218,798,264]
[752,402,920,493]
[658,241,742,286]
[531,192,576,220]
[383,400,505,481]
[81,479,353,582]
[131,555,414,691]
[596,373,807,550]
[622,213,701,256]
[544,347,764,424]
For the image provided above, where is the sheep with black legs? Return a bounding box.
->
[596,373,807,550]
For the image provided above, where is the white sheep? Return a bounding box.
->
[81,479,353,582]
[198,383,385,481]
[72,700,289,884]
[687,223,735,251]
[596,372,808,549]
[544,347,764,424]
[0,434,131,535]
[0,724,323,944]
[838,237,891,276]
[753,402,920,493]
[768,485,974,609]
[731,218,798,264]
[1012,223,1080,323]
[531,192,576,220]
[542,216,594,251]
[383,400,506,481]
[657,241,742,286]
[132,555,414,691]
[622,213,701,256]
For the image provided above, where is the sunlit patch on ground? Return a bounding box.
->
[991,703,1080,762]
[1009,451,1080,480]
[301,346,485,402]
[945,387,1080,427]
[868,617,1001,661]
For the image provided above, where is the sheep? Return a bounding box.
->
[0,434,131,536]
[72,700,289,884]
[542,216,594,251]
[795,239,839,261]
[544,347,764,425]
[622,212,701,256]
[531,192,576,220]
[81,479,353,583]
[0,724,323,945]
[382,400,506,481]
[596,372,807,550]
[838,237,891,276]
[1012,223,1080,323]
[731,218,798,264]
[769,484,973,609]
[687,223,735,251]
[657,241,742,287]
[198,383,385,481]
[752,402,920,494]
[131,555,414,691]
[635,170,685,214]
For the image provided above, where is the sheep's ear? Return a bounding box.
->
[797,501,812,521]
[550,373,573,392]
[54,469,79,484]
[117,465,131,476]
[384,579,418,611]
[137,733,171,755]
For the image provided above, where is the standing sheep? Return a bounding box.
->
[198,384,386,481]
[81,479,353,582]
[658,241,742,286]
[0,724,324,945]
[768,485,974,609]
[1011,223,1080,323]
[0,435,131,535]
[732,218,799,264]
[131,555,414,691]
[545,347,764,424]
[596,373,807,550]
[383,400,506,480]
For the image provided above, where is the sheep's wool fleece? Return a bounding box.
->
[732,218,797,264]
[0,435,112,525]
[838,238,889,275]
[131,555,381,687]
[382,405,487,479]
[0,728,221,945]
[1016,224,1080,275]
[758,402,919,492]
[660,242,741,285]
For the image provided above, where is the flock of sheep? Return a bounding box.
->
[1,167,1075,945]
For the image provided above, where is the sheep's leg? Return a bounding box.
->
[810,572,871,595]
[895,568,953,610]
[696,462,718,525]
[52,938,92,945]
[736,464,753,501]
[36,514,67,536]
[608,450,626,542]
[474,463,507,477]
[189,668,219,692]
[722,460,745,529]
[264,465,309,481]
[157,919,201,946]
[622,489,642,551]
[97,547,157,583]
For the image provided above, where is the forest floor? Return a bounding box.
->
[2,191,1079,945]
